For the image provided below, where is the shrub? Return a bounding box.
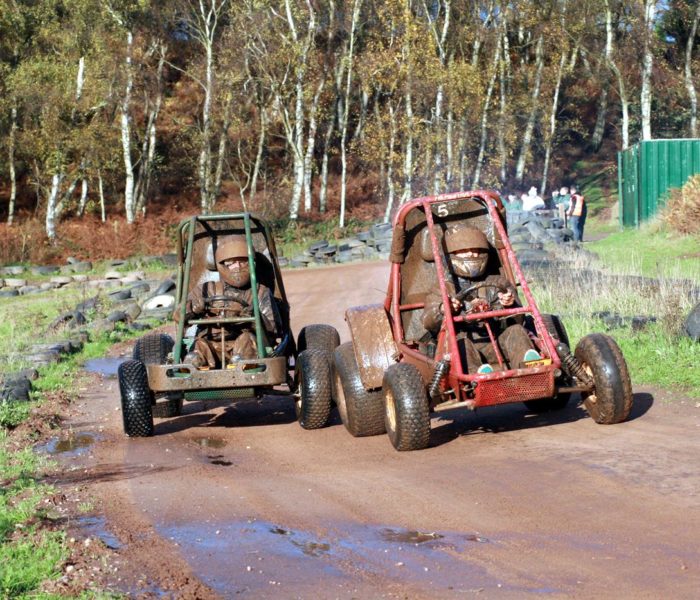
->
[662,175,700,235]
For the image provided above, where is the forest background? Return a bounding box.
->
[1,0,699,262]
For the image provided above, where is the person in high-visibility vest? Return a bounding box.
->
[567,185,587,242]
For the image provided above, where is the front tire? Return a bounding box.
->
[382,363,430,451]
[296,349,332,429]
[118,360,154,437]
[575,333,633,424]
[133,333,182,418]
[334,343,385,437]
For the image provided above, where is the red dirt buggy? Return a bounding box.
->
[335,191,633,451]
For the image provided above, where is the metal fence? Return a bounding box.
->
[618,139,700,227]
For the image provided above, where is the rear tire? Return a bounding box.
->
[298,324,340,400]
[382,363,430,451]
[334,343,385,437]
[118,360,154,437]
[575,333,633,424]
[524,314,571,413]
[133,333,182,418]
[296,349,332,429]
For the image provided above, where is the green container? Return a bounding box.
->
[618,139,700,227]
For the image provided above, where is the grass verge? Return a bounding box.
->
[585,221,700,281]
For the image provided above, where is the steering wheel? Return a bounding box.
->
[455,283,510,313]
[203,295,250,316]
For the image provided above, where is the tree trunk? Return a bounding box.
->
[339,0,362,228]
[212,91,234,208]
[319,112,334,214]
[640,0,656,141]
[199,41,214,212]
[303,77,325,212]
[402,89,414,204]
[8,103,17,225]
[604,0,630,149]
[121,30,136,223]
[98,169,106,222]
[591,86,609,151]
[685,2,700,137]
[78,178,88,216]
[445,106,454,188]
[46,173,64,241]
[384,103,397,223]
[541,51,567,195]
[250,107,267,203]
[515,35,544,184]
[473,37,501,188]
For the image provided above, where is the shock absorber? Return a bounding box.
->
[555,343,593,386]
[428,355,451,400]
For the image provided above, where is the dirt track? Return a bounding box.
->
[59,262,700,598]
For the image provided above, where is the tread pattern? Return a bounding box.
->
[298,324,340,401]
[133,333,181,418]
[296,349,332,429]
[334,343,385,437]
[575,333,633,424]
[133,333,174,363]
[118,360,154,437]
[382,363,430,451]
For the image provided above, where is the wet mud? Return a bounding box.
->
[57,262,700,598]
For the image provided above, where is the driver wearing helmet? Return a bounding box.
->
[422,225,541,374]
[182,236,279,368]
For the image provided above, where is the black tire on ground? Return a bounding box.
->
[296,349,332,430]
[382,363,430,451]
[334,343,385,437]
[118,360,154,437]
[524,313,571,412]
[133,333,182,417]
[575,333,633,424]
[297,324,340,400]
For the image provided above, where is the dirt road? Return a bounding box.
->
[57,262,700,598]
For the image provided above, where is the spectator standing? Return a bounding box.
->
[557,186,570,225]
[550,189,560,209]
[567,186,587,242]
[522,186,545,211]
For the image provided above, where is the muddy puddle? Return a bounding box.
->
[36,432,100,457]
[77,516,122,550]
[156,519,537,596]
[83,357,127,377]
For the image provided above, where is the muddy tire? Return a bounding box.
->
[575,333,633,424]
[133,333,174,363]
[118,360,154,437]
[296,349,332,429]
[334,343,385,437]
[298,324,340,400]
[382,363,430,451]
[524,314,571,413]
[297,324,340,356]
[133,333,182,418]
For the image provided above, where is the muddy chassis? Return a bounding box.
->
[335,191,633,451]
[117,212,340,437]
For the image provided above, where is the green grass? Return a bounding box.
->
[586,222,700,281]
[531,220,700,397]
[269,216,370,259]
[0,431,68,598]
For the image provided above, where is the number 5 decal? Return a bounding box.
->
[436,203,448,217]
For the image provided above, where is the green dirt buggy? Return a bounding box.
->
[117,213,339,437]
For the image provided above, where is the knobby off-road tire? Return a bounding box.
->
[382,363,430,451]
[334,343,385,437]
[298,324,340,400]
[296,349,332,430]
[575,333,633,424]
[118,360,154,437]
[133,333,182,418]
[524,313,571,413]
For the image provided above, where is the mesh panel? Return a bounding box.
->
[475,372,554,407]
[185,388,255,401]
